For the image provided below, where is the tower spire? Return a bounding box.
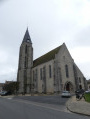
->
[23,28,32,43]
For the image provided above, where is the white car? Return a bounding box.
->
[61,91,71,97]
[85,90,90,93]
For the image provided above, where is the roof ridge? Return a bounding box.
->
[34,46,61,60]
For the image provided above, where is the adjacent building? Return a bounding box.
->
[17,29,87,94]
[87,79,90,90]
[0,83,4,91]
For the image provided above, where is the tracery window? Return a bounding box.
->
[65,65,69,78]
[49,65,52,78]
[40,68,42,80]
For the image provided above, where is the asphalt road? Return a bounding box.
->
[14,95,69,105]
[0,96,90,119]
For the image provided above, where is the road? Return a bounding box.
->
[0,96,89,119]
[14,95,69,105]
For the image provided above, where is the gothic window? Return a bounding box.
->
[65,65,69,78]
[79,77,81,83]
[24,57,27,68]
[42,84,43,88]
[35,69,38,81]
[43,66,46,80]
[49,65,52,78]
[40,68,42,80]
[33,71,35,81]
[25,45,27,54]
[58,67,62,83]
[24,70,27,85]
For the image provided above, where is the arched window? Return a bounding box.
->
[49,65,52,78]
[24,57,27,68]
[79,77,81,83]
[65,65,69,78]
[25,45,27,54]
[40,68,42,80]
[33,71,35,81]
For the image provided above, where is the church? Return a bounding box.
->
[17,29,87,94]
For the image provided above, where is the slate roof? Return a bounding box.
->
[33,45,62,67]
[23,28,32,43]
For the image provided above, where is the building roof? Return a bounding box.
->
[23,28,32,43]
[5,81,16,84]
[33,45,62,67]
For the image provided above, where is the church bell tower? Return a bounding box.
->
[17,28,33,94]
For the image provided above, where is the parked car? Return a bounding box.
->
[61,91,71,97]
[1,91,11,96]
[85,90,90,93]
[0,91,7,96]
[0,91,3,95]
[0,91,6,95]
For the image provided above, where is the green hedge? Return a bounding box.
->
[84,93,90,102]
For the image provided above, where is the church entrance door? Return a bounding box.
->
[64,82,73,92]
[66,83,70,91]
[79,85,82,89]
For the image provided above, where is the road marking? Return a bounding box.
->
[8,98,12,100]
[11,99,71,113]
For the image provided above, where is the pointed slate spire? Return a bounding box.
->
[23,28,32,43]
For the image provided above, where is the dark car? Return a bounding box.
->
[1,91,11,96]
[75,89,85,94]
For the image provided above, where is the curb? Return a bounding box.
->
[66,96,90,116]
[0,95,15,98]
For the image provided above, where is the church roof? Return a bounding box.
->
[33,45,62,67]
[23,28,32,43]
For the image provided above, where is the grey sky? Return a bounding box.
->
[0,0,90,83]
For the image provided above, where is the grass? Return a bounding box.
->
[84,93,90,102]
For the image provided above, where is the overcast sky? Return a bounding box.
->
[0,0,90,83]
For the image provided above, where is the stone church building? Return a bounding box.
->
[17,29,87,94]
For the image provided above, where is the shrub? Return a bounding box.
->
[84,93,90,102]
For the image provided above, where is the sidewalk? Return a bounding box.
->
[66,96,90,116]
